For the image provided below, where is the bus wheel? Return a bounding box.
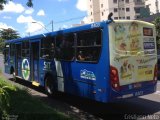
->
[45,76,54,96]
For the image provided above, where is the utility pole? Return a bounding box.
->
[51,20,54,32]
[156,0,159,13]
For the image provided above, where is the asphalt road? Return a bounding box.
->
[0,54,160,120]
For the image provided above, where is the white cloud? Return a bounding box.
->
[82,17,88,24]
[26,21,45,33]
[76,0,87,11]
[0,22,15,29]
[3,16,12,19]
[37,9,45,16]
[17,15,35,23]
[58,0,69,2]
[25,8,34,14]
[16,15,46,34]
[0,1,25,13]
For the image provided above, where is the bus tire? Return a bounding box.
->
[45,76,54,96]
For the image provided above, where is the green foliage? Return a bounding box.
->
[153,17,160,37]
[0,75,16,115]
[153,17,160,49]
[0,0,7,10]
[0,28,20,52]
[0,0,33,10]
[0,37,5,53]
[0,28,20,40]
[26,0,33,7]
[0,72,71,120]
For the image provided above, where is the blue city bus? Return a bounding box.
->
[3,20,157,103]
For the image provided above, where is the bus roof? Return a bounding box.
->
[5,20,153,44]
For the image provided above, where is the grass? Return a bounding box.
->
[0,70,72,120]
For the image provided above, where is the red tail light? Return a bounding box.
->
[153,64,157,81]
[110,66,120,91]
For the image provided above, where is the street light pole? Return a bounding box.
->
[32,22,50,32]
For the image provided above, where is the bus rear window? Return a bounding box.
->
[143,28,153,36]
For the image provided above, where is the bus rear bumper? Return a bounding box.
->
[109,83,157,102]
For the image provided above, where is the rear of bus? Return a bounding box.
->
[108,20,157,100]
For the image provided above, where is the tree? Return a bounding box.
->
[0,0,33,10]
[0,37,4,53]
[0,28,20,40]
[153,17,160,50]
[0,28,20,52]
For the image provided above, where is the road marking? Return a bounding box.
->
[154,91,160,95]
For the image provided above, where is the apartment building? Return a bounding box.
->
[145,0,160,14]
[87,0,146,23]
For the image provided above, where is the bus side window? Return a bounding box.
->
[17,44,22,59]
[22,41,29,58]
[10,43,15,57]
[55,34,74,61]
[41,36,55,59]
[76,29,102,62]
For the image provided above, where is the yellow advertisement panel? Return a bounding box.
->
[109,20,157,86]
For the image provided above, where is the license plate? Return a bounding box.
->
[134,83,142,88]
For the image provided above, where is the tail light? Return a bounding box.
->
[110,66,120,91]
[153,64,157,81]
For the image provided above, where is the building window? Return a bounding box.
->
[122,8,125,10]
[102,12,104,16]
[114,8,118,12]
[114,17,118,19]
[135,8,141,13]
[90,5,92,8]
[91,12,92,15]
[91,19,93,22]
[126,0,129,3]
[119,17,121,19]
[135,15,140,19]
[126,16,130,19]
[113,0,117,3]
[101,4,103,8]
[126,8,130,12]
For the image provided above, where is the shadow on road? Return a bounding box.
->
[8,78,160,120]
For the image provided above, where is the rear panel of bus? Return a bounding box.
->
[108,20,157,100]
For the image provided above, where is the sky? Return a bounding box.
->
[0,0,87,37]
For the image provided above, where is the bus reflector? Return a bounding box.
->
[32,81,40,86]
[110,66,120,91]
[153,64,157,80]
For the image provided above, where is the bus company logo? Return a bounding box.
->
[22,59,30,80]
[80,69,96,80]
